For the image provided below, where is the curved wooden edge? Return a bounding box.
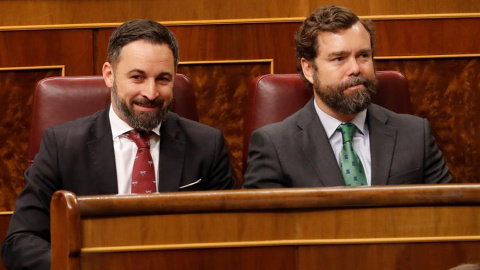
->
[80,235,480,254]
[51,190,81,270]
[76,184,480,217]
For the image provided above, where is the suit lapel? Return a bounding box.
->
[295,100,345,186]
[158,113,186,192]
[368,104,397,185]
[87,109,118,194]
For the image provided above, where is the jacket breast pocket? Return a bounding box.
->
[179,178,202,191]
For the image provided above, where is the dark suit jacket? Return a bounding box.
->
[243,99,451,188]
[2,108,235,270]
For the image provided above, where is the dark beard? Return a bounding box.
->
[112,81,171,131]
[314,75,377,115]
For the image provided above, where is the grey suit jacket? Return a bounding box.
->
[243,99,451,188]
[2,108,235,270]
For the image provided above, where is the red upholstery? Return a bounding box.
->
[242,70,412,172]
[27,74,198,166]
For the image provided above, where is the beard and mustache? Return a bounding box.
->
[111,80,172,131]
[313,72,377,115]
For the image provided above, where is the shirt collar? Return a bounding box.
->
[313,100,367,139]
[109,105,161,138]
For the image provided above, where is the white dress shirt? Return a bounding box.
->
[109,106,161,194]
[314,101,372,185]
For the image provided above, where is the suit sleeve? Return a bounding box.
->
[243,129,288,188]
[205,130,236,190]
[1,128,61,270]
[423,119,452,183]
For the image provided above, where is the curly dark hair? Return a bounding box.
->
[295,5,375,88]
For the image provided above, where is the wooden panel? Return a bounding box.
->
[94,23,299,75]
[0,30,93,75]
[376,57,480,184]
[0,0,480,26]
[298,242,480,270]
[80,205,480,247]
[50,186,480,270]
[177,62,272,187]
[0,68,63,211]
[81,247,295,270]
[1,17,480,215]
[374,18,480,56]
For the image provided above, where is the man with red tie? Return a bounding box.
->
[2,19,235,270]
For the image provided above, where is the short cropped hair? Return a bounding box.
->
[107,19,179,68]
[295,5,375,88]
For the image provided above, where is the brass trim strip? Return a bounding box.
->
[0,211,13,215]
[0,65,66,76]
[81,235,480,254]
[179,59,274,74]
[1,13,479,31]
[375,54,480,60]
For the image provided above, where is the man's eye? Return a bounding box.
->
[131,75,143,80]
[333,57,343,62]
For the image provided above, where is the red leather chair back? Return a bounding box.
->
[242,70,412,172]
[27,74,198,166]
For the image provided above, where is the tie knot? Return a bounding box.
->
[338,123,357,143]
[126,130,152,149]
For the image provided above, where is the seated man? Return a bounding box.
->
[243,5,451,188]
[2,19,235,269]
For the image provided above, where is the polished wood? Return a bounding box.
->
[1,18,480,214]
[298,243,480,269]
[0,0,479,27]
[51,185,480,269]
[376,57,480,185]
[80,247,295,270]
[0,68,63,211]
[0,214,12,270]
[177,62,272,188]
[51,191,81,270]
[374,18,480,56]
[0,30,93,75]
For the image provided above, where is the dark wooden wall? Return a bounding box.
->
[1,2,480,268]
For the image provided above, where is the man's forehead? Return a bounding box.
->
[316,22,371,54]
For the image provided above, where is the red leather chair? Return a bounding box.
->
[27,74,198,166]
[242,70,412,172]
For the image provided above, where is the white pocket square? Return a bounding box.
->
[179,178,202,189]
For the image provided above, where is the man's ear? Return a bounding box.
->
[102,62,114,88]
[301,58,315,84]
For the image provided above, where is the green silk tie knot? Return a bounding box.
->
[337,123,367,186]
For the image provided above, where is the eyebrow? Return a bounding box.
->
[327,48,373,58]
[327,51,350,58]
[127,69,147,76]
[127,69,174,79]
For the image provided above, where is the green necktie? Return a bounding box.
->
[337,123,367,186]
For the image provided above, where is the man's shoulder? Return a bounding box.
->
[368,103,424,126]
[254,104,307,138]
[50,109,106,131]
[46,109,107,141]
[166,112,222,136]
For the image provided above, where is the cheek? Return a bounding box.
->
[360,62,375,76]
